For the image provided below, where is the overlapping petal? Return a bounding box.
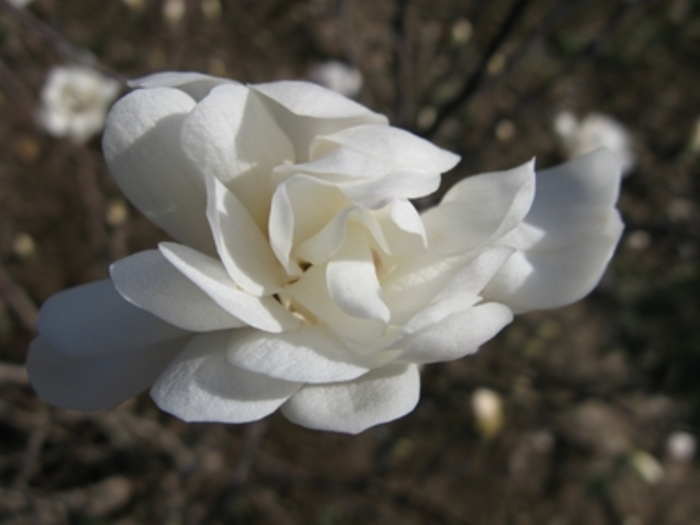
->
[422,159,536,256]
[281,363,420,434]
[227,326,375,383]
[159,242,300,332]
[128,71,232,101]
[151,332,301,423]
[181,83,294,228]
[111,250,245,332]
[484,149,624,312]
[251,81,388,161]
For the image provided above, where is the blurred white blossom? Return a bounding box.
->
[472,388,504,438]
[28,73,623,434]
[554,111,636,176]
[309,61,363,98]
[666,431,696,463]
[38,66,120,144]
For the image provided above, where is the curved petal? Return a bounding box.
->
[382,246,512,326]
[287,264,389,351]
[421,159,536,256]
[483,210,624,313]
[27,335,191,411]
[311,124,460,173]
[102,87,214,254]
[111,250,245,332]
[159,242,300,333]
[268,175,350,273]
[181,83,294,228]
[326,225,391,323]
[227,326,373,383]
[151,332,301,423]
[128,71,232,101]
[339,170,440,209]
[281,363,421,434]
[37,280,189,358]
[206,174,284,295]
[484,150,624,313]
[395,302,513,364]
[251,81,388,161]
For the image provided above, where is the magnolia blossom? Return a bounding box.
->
[27,73,623,434]
[38,66,120,144]
[554,111,635,176]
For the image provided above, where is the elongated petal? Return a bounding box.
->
[103,87,214,254]
[421,159,536,256]
[484,150,624,312]
[151,332,301,423]
[339,169,440,209]
[128,71,232,101]
[27,335,191,411]
[206,174,284,295]
[159,242,300,333]
[395,302,513,364]
[227,326,372,383]
[311,124,460,172]
[111,250,245,332]
[251,81,388,161]
[484,210,624,313]
[326,225,391,322]
[181,83,294,228]
[37,280,189,358]
[281,363,420,434]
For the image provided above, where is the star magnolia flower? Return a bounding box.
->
[27,72,624,434]
[38,65,120,144]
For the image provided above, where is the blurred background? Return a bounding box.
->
[1,0,700,523]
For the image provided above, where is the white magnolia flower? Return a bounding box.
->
[308,61,363,98]
[38,65,120,144]
[27,73,624,434]
[554,111,635,176]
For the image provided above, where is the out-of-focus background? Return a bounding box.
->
[1,0,700,523]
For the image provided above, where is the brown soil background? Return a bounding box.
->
[1,0,700,523]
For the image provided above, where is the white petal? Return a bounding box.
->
[483,210,624,313]
[484,150,624,312]
[181,83,294,228]
[102,87,214,254]
[151,331,301,423]
[128,71,232,101]
[310,124,460,173]
[251,81,388,161]
[287,264,389,350]
[421,159,536,256]
[37,280,189,358]
[206,174,284,295]
[375,199,427,259]
[159,242,300,333]
[281,363,420,434]
[275,146,440,208]
[268,175,350,273]
[111,250,245,332]
[227,326,372,383]
[326,225,391,322]
[395,302,513,364]
[511,149,622,249]
[27,335,191,411]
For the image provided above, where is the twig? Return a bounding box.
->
[392,0,414,129]
[0,56,36,123]
[74,148,107,253]
[0,263,38,332]
[232,420,268,484]
[421,0,533,138]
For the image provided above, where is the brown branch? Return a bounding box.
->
[0,263,38,332]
